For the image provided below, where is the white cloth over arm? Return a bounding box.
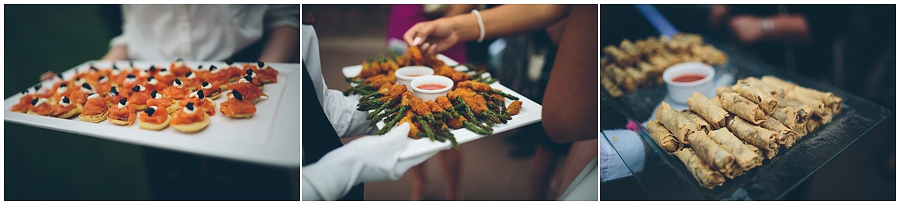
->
[302,24,375,138]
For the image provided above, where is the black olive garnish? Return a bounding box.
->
[110,86,119,95]
[113,64,119,70]
[151,90,158,98]
[81,83,92,90]
[225,60,234,65]
[243,75,252,82]
[186,102,195,110]
[34,84,42,91]
[209,65,217,71]
[132,85,141,92]
[31,98,39,105]
[257,61,265,68]
[160,68,167,72]
[62,96,70,104]
[129,61,134,67]
[201,82,210,87]
[196,90,205,99]
[149,65,156,72]
[127,74,136,79]
[174,79,182,85]
[99,76,107,81]
[197,65,203,69]
[119,98,128,105]
[90,66,98,72]
[56,73,63,79]
[232,90,243,101]
[246,69,254,75]
[186,71,194,78]
[147,76,155,82]
[60,83,68,88]
[20,90,27,95]
[144,107,156,116]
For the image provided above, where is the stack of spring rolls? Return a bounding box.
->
[601,33,728,98]
[646,75,842,189]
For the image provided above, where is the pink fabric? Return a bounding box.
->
[387,4,467,64]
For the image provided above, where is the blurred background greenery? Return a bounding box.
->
[5,5,149,200]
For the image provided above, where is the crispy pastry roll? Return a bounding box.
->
[784,89,827,116]
[740,77,781,97]
[675,148,725,189]
[687,92,728,130]
[770,107,808,138]
[655,101,698,145]
[646,119,682,153]
[715,86,732,96]
[619,39,640,58]
[728,117,779,159]
[719,92,766,124]
[624,66,648,86]
[601,75,623,98]
[730,83,778,115]
[682,110,711,134]
[604,45,632,67]
[794,86,843,113]
[745,143,765,165]
[708,128,762,171]
[637,61,659,79]
[648,55,671,73]
[603,65,637,93]
[760,76,798,92]
[760,116,797,148]
[687,132,736,172]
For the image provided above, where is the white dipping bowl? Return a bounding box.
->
[410,75,453,102]
[395,66,434,90]
[662,62,714,104]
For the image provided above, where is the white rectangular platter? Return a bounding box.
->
[341,54,543,160]
[4,60,300,168]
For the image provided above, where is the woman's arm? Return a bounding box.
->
[259,25,300,63]
[101,45,129,61]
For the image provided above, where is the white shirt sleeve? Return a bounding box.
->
[264,5,300,30]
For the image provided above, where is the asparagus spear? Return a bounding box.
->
[376,106,408,135]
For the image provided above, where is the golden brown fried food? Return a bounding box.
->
[508,100,523,116]
[436,96,454,110]
[409,97,433,117]
[447,115,467,129]
[457,81,492,92]
[426,100,443,114]
[397,110,420,138]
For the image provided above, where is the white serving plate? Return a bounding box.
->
[341,55,543,160]
[4,61,300,168]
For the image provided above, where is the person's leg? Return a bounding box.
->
[530,145,556,200]
[409,163,427,200]
[438,148,462,200]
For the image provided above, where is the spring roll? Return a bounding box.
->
[682,110,711,134]
[637,61,659,80]
[741,77,781,97]
[760,116,797,148]
[794,86,843,113]
[601,75,623,98]
[687,92,728,130]
[646,120,682,153]
[719,92,766,124]
[704,45,728,65]
[604,45,633,68]
[715,86,732,96]
[675,148,725,189]
[603,65,637,93]
[761,76,798,92]
[727,117,779,159]
[635,39,658,57]
[784,89,826,116]
[746,143,765,165]
[687,132,736,173]
[624,66,648,86]
[731,83,778,115]
[771,107,808,139]
[655,101,698,145]
[708,128,762,171]
[620,39,640,58]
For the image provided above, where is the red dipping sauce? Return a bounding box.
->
[672,74,707,83]
[416,84,446,90]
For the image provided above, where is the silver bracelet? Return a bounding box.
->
[472,9,485,43]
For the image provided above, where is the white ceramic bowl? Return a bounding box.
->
[662,62,715,104]
[395,66,435,90]
[410,75,453,102]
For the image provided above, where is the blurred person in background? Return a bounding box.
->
[404,4,598,200]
